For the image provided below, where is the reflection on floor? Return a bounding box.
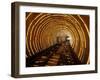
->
[26,39,84,67]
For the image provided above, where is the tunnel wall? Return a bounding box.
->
[26,12,89,64]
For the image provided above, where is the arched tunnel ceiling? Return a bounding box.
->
[26,12,89,63]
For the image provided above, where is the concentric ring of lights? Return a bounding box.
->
[26,12,89,63]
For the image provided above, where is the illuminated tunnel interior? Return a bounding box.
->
[26,12,89,67]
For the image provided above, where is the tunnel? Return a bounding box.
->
[26,12,89,67]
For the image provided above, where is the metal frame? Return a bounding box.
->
[11,2,98,78]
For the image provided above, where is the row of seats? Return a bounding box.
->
[26,42,82,67]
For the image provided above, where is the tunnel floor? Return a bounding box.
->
[26,41,84,67]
